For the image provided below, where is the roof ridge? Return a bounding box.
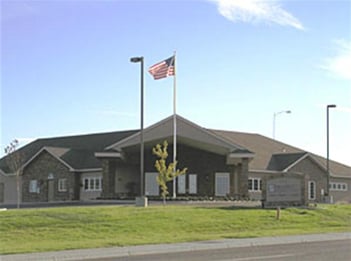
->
[36,129,139,141]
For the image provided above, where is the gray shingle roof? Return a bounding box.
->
[1,122,350,178]
[0,130,138,172]
[212,129,351,177]
[267,152,307,171]
[210,130,303,170]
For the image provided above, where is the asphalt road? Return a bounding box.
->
[85,239,351,261]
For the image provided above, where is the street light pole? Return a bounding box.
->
[273,110,291,139]
[130,56,146,206]
[326,104,336,197]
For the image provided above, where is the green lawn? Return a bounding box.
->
[0,204,350,254]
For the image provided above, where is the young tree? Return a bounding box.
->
[152,140,187,205]
[4,140,23,209]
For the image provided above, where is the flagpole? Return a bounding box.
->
[172,51,177,199]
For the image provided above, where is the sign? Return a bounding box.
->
[266,177,301,202]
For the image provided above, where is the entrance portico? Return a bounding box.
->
[97,115,254,199]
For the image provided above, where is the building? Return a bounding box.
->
[0,115,350,205]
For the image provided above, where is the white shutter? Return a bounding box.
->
[215,173,230,196]
[145,172,159,196]
[189,174,197,194]
[178,174,186,194]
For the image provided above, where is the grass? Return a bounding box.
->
[0,204,350,254]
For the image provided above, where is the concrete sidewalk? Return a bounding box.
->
[1,232,350,261]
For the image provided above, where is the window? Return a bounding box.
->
[58,179,67,192]
[29,180,39,193]
[308,181,316,200]
[96,178,100,190]
[84,179,89,190]
[329,182,348,191]
[95,178,102,190]
[248,178,262,192]
[83,177,102,191]
[89,178,94,190]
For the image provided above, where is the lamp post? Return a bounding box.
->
[326,104,336,198]
[130,56,147,207]
[273,110,291,139]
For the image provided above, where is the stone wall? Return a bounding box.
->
[101,159,116,198]
[22,151,75,202]
[0,174,20,204]
[289,157,327,202]
[238,158,249,198]
[330,176,351,203]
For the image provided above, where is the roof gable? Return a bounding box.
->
[22,147,74,171]
[107,115,252,155]
[267,152,307,171]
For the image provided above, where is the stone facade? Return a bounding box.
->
[22,151,76,202]
[0,174,20,204]
[289,157,327,203]
[237,158,249,198]
[248,156,351,204]
[329,176,351,203]
[101,159,117,198]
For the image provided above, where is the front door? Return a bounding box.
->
[48,180,54,201]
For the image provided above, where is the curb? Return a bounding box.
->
[1,232,350,261]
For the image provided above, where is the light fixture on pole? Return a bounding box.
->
[326,104,336,198]
[130,56,147,207]
[273,110,291,139]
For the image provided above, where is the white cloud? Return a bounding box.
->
[209,0,304,30]
[322,40,351,81]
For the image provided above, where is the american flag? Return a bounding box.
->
[148,56,175,80]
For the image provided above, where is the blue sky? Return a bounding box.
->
[1,0,350,166]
